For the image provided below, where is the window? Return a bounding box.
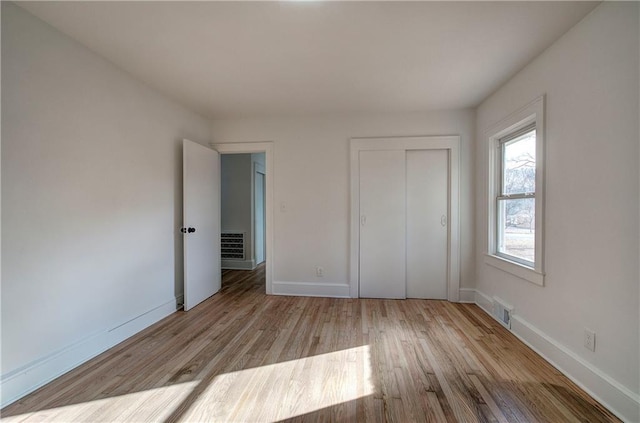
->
[485,96,544,286]
[497,124,536,266]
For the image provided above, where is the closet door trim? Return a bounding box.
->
[349,136,461,301]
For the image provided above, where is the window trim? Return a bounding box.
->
[484,96,545,286]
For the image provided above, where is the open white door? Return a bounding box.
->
[254,163,266,265]
[183,139,221,311]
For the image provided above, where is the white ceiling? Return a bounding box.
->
[18,1,599,119]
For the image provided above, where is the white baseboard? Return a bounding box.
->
[272,281,350,298]
[472,288,639,423]
[1,297,180,408]
[222,259,255,270]
[458,288,476,303]
[474,289,493,315]
[511,315,639,423]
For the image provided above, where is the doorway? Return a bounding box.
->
[213,142,274,295]
[220,153,266,272]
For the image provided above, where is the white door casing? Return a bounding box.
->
[183,139,221,311]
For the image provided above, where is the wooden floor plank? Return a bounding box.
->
[2,264,620,422]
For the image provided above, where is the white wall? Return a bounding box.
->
[475,3,639,421]
[211,110,475,295]
[221,154,252,240]
[1,3,210,406]
[221,154,253,267]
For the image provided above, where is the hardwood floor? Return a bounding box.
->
[2,264,618,422]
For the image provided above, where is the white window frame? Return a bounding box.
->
[485,96,545,286]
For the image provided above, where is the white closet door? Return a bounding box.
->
[359,150,406,299]
[406,149,448,299]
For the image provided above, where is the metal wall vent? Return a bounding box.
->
[221,232,245,260]
[493,297,513,330]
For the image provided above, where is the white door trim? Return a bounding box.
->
[349,136,461,301]
[211,142,274,295]
[253,161,266,265]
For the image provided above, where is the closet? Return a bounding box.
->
[350,136,460,301]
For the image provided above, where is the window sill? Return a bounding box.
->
[484,254,544,286]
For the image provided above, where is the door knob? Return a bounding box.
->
[180,227,187,233]
[188,227,196,233]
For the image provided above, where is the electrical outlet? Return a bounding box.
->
[584,328,596,352]
[315,266,324,277]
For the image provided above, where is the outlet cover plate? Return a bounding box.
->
[584,328,596,352]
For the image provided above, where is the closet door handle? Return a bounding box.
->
[361,215,367,226]
[441,215,447,227]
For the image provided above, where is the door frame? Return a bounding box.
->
[212,142,274,295]
[253,161,266,265]
[349,136,461,301]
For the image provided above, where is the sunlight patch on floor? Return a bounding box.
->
[2,381,199,423]
[180,345,375,422]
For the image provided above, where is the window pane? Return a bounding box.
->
[498,198,535,264]
[502,130,536,195]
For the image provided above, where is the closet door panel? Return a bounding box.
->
[359,150,406,299]
[406,149,448,299]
